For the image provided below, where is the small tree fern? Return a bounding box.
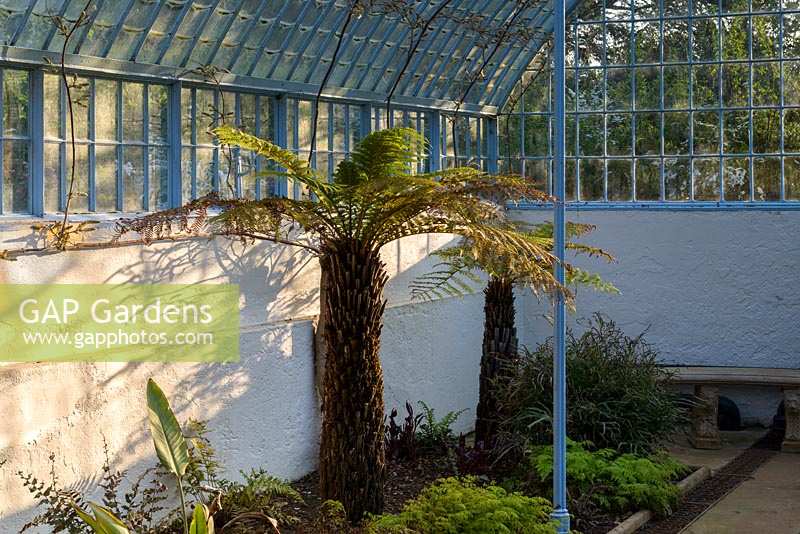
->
[115,126,558,523]
[411,221,616,447]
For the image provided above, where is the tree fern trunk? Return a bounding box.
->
[319,239,388,523]
[475,276,518,447]
[313,257,331,407]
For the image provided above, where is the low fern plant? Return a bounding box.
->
[367,477,561,534]
[522,440,690,517]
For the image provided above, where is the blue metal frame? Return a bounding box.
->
[552,0,569,531]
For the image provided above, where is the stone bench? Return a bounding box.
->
[665,366,800,453]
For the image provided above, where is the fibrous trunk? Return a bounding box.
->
[475,276,518,447]
[318,239,388,523]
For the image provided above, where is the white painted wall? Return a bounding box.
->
[1,209,798,531]
[515,209,800,425]
[0,223,484,533]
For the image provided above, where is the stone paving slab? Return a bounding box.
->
[680,452,800,534]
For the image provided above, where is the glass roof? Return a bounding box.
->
[0,0,577,110]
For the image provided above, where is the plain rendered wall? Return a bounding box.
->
[0,222,484,533]
[515,209,800,425]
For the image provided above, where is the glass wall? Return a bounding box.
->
[44,75,170,212]
[181,87,275,201]
[1,69,30,214]
[500,0,800,202]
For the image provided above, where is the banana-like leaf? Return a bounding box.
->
[70,501,130,534]
[189,504,215,534]
[146,378,189,478]
[89,503,131,534]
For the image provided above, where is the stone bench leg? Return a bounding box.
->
[690,385,722,450]
[782,389,800,453]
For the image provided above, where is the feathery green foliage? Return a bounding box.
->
[521,440,689,517]
[367,477,559,534]
[410,221,616,303]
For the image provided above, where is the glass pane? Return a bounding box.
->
[260,97,275,141]
[664,112,690,154]
[694,111,720,154]
[784,14,800,59]
[298,100,312,152]
[65,144,89,213]
[3,139,29,213]
[44,142,61,212]
[580,159,604,201]
[693,158,720,200]
[607,159,632,200]
[665,0,689,16]
[721,0,748,13]
[721,17,749,60]
[525,115,550,156]
[96,144,117,212]
[635,113,660,155]
[752,62,780,106]
[753,156,780,200]
[182,88,193,144]
[525,159,549,194]
[240,93,256,134]
[664,157,691,200]
[578,25,604,66]
[752,109,780,153]
[723,110,749,153]
[607,114,632,155]
[148,85,169,145]
[333,104,346,153]
[752,15,780,59]
[122,145,145,211]
[692,19,719,61]
[606,0,632,21]
[578,69,603,111]
[785,61,800,106]
[634,22,659,64]
[66,77,90,142]
[122,83,144,142]
[636,159,661,200]
[149,147,169,210]
[694,0,719,15]
[664,65,689,109]
[44,74,61,139]
[348,105,361,149]
[723,157,750,200]
[785,157,800,199]
[95,79,118,142]
[196,147,215,197]
[607,68,632,110]
[722,63,749,107]
[635,67,660,110]
[606,23,631,64]
[579,114,604,156]
[663,20,689,62]
[785,109,800,152]
[182,147,194,201]
[693,65,719,108]
[3,69,29,137]
[196,89,216,145]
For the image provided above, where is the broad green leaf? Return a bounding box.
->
[70,502,100,532]
[89,503,130,534]
[189,504,216,534]
[146,378,189,478]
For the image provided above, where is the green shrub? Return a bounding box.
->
[520,440,690,517]
[367,477,559,534]
[498,314,687,455]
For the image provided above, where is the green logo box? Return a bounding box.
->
[0,284,240,362]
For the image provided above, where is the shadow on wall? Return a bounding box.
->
[0,232,486,532]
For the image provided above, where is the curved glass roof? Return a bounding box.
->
[0,0,577,112]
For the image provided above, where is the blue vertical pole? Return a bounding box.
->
[552,0,570,529]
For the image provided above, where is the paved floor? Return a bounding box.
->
[681,452,800,534]
[661,429,800,534]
